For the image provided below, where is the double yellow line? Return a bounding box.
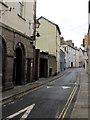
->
[2,84,46,105]
[2,71,69,105]
[58,85,78,120]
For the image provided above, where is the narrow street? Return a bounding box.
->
[2,68,81,119]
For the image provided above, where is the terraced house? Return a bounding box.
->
[36,16,61,75]
[0,0,37,90]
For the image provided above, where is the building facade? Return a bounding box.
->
[79,48,85,67]
[61,45,76,68]
[60,49,65,72]
[0,0,36,90]
[88,0,90,74]
[36,16,61,74]
[75,49,80,67]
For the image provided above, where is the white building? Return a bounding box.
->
[75,49,80,67]
[79,48,85,67]
[61,45,76,68]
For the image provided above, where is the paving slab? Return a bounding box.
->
[70,69,89,119]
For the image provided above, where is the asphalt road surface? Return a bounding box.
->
[2,68,81,119]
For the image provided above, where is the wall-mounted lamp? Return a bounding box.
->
[30,31,40,40]
[30,19,40,40]
[36,19,40,28]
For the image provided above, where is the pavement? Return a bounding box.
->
[70,68,89,119]
[2,68,70,102]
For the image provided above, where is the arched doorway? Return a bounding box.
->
[0,36,7,89]
[13,43,25,85]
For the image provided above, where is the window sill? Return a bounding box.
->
[0,1,8,8]
[17,14,26,21]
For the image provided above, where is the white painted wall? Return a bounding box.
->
[76,49,80,67]
[61,45,77,68]
[0,1,35,37]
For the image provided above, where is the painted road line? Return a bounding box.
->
[2,84,46,105]
[2,70,71,105]
[58,86,76,119]
[61,86,71,89]
[7,104,35,119]
[61,86,78,120]
[58,86,77,119]
[2,99,12,105]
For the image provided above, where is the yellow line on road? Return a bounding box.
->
[58,86,78,119]
[2,71,70,105]
[2,99,12,105]
[61,86,78,120]
[2,84,46,105]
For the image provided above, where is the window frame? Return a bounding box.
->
[18,0,25,18]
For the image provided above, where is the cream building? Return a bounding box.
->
[0,0,36,90]
[83,35,89,73]
[36,16,61,73]
[0,0,36,37]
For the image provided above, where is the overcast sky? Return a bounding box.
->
[36,0,88,47]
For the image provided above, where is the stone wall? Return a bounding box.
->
[48,55,57,76]
[0,23,34,91]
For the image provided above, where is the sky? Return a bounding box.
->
[36,0,88,47]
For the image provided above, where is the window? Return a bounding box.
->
[19,0,24,17]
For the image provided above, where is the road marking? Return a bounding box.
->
[47,86,52,89]
[7,104,35,119]
[61,86,78,120]
[61,86,71,89]
[2,70,71,105]
[58,86,78,119]
[2,84,46,105]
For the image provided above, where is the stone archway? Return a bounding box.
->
[13,43,25,85]
[0,36,7,89]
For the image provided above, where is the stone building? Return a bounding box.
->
[34,49,57,80]
[0,0,36,91]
